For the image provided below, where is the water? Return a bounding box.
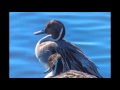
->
[9,12,111,78]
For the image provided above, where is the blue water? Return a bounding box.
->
[9,12,111,78]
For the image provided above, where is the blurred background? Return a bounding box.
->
[9,12,111,78]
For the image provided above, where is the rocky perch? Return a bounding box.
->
[51,70,97,78]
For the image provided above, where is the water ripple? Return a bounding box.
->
[9,12,111,78]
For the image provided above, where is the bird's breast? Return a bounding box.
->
[35,40,58,62]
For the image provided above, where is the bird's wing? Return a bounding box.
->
[56,40,103,78]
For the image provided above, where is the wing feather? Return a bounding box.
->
[56,40,103,78]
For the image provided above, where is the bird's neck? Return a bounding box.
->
[39,35,53,44]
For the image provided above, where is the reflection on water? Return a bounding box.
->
[9,12,111,78]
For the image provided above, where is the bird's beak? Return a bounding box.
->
[34,29,45,35]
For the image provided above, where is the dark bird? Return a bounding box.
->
[34,20,103,78]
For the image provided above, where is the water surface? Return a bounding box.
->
[9,12,111,78]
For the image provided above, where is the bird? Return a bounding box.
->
[52,70,97,78]
[44,53,63,78]
[44,53,97,78]
[34,20,103,78]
